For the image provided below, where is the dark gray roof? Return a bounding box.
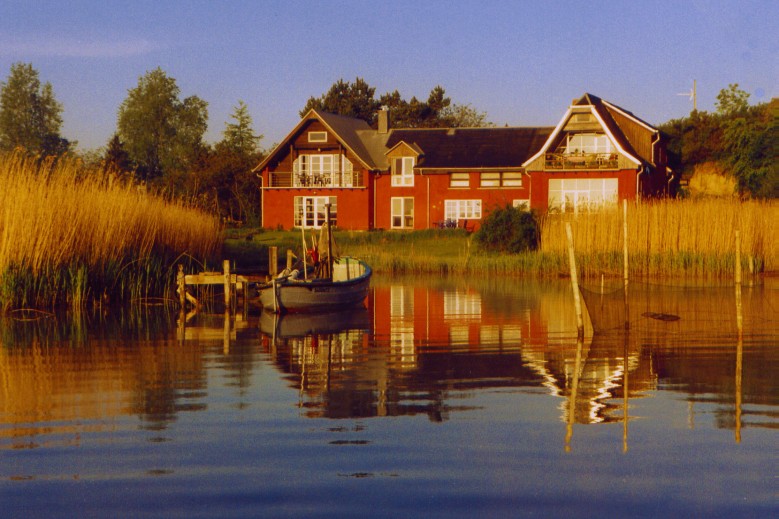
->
[385,127,554,169]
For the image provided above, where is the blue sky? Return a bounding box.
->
[1,0,776,151]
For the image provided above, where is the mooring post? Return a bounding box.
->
[177,264,186,310]
[223,259,231,311]
[565,222,585,339]
[269,246,278,278]
[287,249,293,271]
[623,200,630,330]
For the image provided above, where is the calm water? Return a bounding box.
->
[1,276,777,518]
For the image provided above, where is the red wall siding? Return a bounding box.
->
[374,172,532,231]
[262,180,373,230]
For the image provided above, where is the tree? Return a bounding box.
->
[0,62,71,156]
[117,68,208,181]
[301,78,492,129]
[103,133,134,174]
[300,78,380,124]
[716,83,750,116]
[440,103,494,128]
[721,99,777,197]
[187,101,264,223]
[378,85,454,128]
[222,100,262,156]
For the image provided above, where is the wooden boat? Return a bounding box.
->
[257,256,371,313]
[257,203,372,313]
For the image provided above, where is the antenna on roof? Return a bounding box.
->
[677,80,697,112]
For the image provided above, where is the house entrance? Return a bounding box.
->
[294,196,337,229]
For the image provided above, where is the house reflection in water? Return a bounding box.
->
[260,280,656,425]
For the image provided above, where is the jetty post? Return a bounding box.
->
[223,260,231,310]
[623,200,630,330]
[269,246,278,277]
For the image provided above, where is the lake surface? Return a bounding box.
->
[1,276,777,518]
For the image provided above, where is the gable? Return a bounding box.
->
[386,141,423,160]
[253,109,383,172]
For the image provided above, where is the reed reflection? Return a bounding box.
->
[0,308,209,449]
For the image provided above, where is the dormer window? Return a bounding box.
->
[308,131,327,143]
[391,157,415,186]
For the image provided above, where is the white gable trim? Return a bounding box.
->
[602,100,657,132]
[253,109,373,172]
[522,105,641,168]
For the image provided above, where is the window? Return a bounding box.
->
[293,196,337,228]
[512,199,530,211]
[548,178,618,213]
[480,172,500,187]
[480,172,523,187]
[564,133,613,154]
[292,154,354,186]
[392,157,415,186]
[444,200,482,221]
[391,197,414,228]
[502,172,523,187]
[450,173,469,188]
[308,131,327,143]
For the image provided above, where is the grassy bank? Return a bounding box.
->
[0,151,222,310]
[226,198,777,279]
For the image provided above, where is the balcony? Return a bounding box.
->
[268,170,364,188]
[544,152,619,170]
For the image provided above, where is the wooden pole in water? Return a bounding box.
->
[177,264,186,310]
[326,203,334,279]
[301,227,308,281]
[734,229,743,443]
[623,200,630,330]
[623,200,629,286]
[223,260,231,310]
[286,249,294,272]
[269,246,278,278]
[565,222,585,339]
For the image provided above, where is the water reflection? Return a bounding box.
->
[260,276,778,436]
[2,278,777,452]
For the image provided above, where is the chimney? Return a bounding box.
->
[378,107,389,134]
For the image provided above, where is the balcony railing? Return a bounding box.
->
[269,171,364,188]
[545,152,619,170]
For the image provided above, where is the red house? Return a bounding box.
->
[254,93,670,230]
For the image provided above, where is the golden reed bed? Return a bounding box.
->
[0,151,222,309]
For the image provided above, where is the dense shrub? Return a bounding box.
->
[475,204,539,253]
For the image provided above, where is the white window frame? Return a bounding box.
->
[392,157,415,186]
[293,154,354,187]
[564,133,613,155]
[444,199,482,221]
[293,196,337,229]
[502,172,523,187]
[512,199,530,211]
[391,197,414,229]
[480,172,500,187]
[548,178,618,214]
[450,172,469,188]
[308,131,327,143]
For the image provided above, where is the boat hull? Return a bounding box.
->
[258,258,371,313]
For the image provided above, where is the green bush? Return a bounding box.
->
[474,204,539,253]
